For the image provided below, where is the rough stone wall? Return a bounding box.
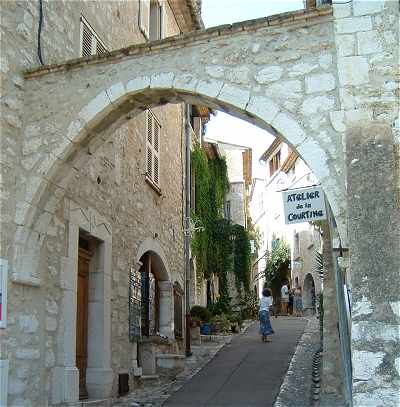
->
[347,124,400,407]
[333,1,399,405]
[320,222,344,402]
[1,1,186,405]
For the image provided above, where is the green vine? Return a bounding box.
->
[264,239,291,301]
[232,224,251,296]
[191,144,252,309]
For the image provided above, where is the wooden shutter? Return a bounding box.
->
[80,16,107,57]
[146,110,161,187]
[81,22,93,57]
[139,0,150,39]
[153,119,160,185]
[193,117,202,137]
[146,111,153,179]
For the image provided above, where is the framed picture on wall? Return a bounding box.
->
[0,259,8,328]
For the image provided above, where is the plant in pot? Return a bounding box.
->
[190,305,212,334]
[228,314,243,333]
[211,314,231,333]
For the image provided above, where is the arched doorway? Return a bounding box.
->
[303,273,316,315]
[136,239,173,339]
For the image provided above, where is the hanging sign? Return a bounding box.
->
[282,185,326,225]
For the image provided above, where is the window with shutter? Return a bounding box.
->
[139,0,150,39]
[146,110,161,189]
[80,16,108,57]
[148,0,166,41]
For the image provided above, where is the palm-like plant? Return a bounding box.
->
[313,250,324,282]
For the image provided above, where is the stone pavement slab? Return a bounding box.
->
[274,317,321,407]
[163,317,307,407]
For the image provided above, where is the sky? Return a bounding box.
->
[201,0,304,179]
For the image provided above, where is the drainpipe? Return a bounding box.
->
[184,104,192,357]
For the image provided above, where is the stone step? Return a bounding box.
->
[80,398,111,407]
[139,374,160,386]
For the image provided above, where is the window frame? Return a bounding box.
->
[269,149,281,177]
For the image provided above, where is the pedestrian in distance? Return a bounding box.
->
[280,281,289,316]
[293,286,303,317]
[288,287,294,315]
[259,288,274,342]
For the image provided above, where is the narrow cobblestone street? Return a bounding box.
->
[113,317,315,407]
[163,317,307,407]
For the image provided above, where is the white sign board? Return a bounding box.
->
[282,186,326,225]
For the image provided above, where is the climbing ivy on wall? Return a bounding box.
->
[264,240,291,301]
[232,224,252,295]
[191,144,252,307]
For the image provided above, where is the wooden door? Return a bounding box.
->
[76,248,90,399]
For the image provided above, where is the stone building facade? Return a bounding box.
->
[1,1,399,406]
[253,139,323,302]
[0,1,202,406]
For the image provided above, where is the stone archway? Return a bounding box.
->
[136,239,173,339]
[16,7,347,287]
[10,3,400,405]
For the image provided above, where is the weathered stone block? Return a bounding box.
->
[15,349,40,360]
[333,2,352,18]
[106,82,125,103]
[352,350,385,380]
[246,95,279,125]
[288,62,318,77]
[336,34,355,57]
[150,72,175,89]
[335,16,372,34]
[218,84,250,110]
[329,111,345,133]
[17,315,39,333]
[301,95,335,115]
[357,30,383,54]
[205,65,224,79]
[337,56,369,86]
[196,79,223,98]
[305,73,335,94]
[254,66,283,83]
[46,316,57,332]
[271,113,306,146]
[126,76,150,93]
[352,0,384,16]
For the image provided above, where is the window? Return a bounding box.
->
[146,110,161,188]
[80,16,107,57]
[139,0,166,41]
[269,150,281,177]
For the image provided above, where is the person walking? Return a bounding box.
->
[293,286,303,317]
[281,281,289,316]
[288,288,294,315]
[259,288,274,342]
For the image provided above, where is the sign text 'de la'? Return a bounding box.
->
[282,186,326,225]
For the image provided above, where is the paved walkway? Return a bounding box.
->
[163,317,307,407]
[274,317,321,407]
